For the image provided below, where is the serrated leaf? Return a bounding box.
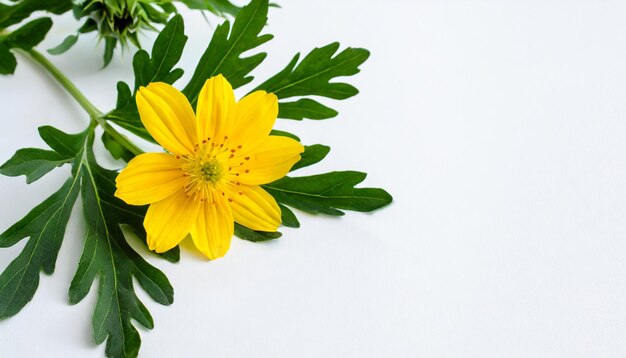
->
[0,148,70,183]
[5,17,52,50]
[0,126,85,183]
[255,42,369,120]
[0,175,81,318]
[182,0,272,107]
[71,144,174,357]
[291,144,330,171]
[264,171,392,216]
[47,34,78,55]
[278,204,299,228]
[235,223,282,242]
[278,99,338,120]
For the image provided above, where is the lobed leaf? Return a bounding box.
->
[264,171,392,216]
[255,42,369,120]
[71,144,175,358]
[182,0,272,107]
[131,14,187,90]
[0,148,69,183]
[0,171,81,319]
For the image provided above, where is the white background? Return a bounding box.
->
[2,0,626,357]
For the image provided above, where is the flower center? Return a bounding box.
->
[199,161,223,184]
[179,137,237,201]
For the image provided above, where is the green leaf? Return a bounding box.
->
[0,148,69,183]
[291,144,330,171]
[0,125,84,183]
[47,34,78,55]
[264,171,392,216]
[0,126,86,318]
[0,17,53,74]
[0,176,81,318]
[0,44,17,75]
[5,17,53,50]
[182,0,272,107]
[106,14,187,142]
[235,223,282,242]
[78,18,98,33]
[278,204,299,228]
[103,37,116,67]
[131,14,186,90]
[270,129,300,142]
[115,81,132,108]
[255,42,369,120]
[70,144,174,358]
[38,125,86,158]
[0,124,176,355]
[0,0,72,29]
[181,0,241,17]
[278,99,338,120]
[101,131,135,162]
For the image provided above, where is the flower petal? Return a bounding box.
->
[196,74,236,144]
[115,153,186,206]
[191,190,234,259]
[137,82,197,155]
[224,183,281,232]
[229,90,278,152]
[145,191,200,253]
[230,135,304,185]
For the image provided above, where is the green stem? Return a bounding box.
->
[23,49,143,156]
[26,49,101,118]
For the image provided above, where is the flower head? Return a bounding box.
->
[115,75,304,259]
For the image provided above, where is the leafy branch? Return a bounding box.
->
[0,0,391,356]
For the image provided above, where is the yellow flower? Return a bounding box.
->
[114,75,304,259]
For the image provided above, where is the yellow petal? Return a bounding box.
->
[137,82,197,155]
[144,191,200,253]
[229,135,304,185]
[224,184,281,232]
[115,153,186,205]
[196,75,236,144]
[190,190,234,259]
[229,90,278,152]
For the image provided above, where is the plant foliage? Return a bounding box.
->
[0,0,391,356]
